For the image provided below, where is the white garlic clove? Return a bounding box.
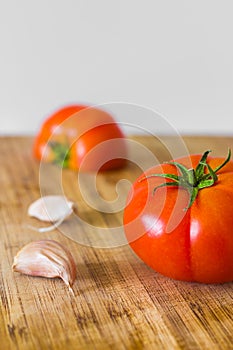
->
[12,240,76,294]
[27,213,71,233]
[28,195,74,222]
[27,195,75,233]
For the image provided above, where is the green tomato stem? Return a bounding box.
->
[49,141,70,168]
[140,149,231,209]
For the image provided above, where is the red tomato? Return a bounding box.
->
[124,150,233,283]
[33,105,127,171]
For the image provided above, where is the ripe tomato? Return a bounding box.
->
[33,105,127,171]
[124,150,233,283]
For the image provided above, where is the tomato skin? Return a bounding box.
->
[124,154,233,283]
[75,123,127,172]
[33,105,127,171]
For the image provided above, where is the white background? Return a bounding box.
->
[1,0,233,135]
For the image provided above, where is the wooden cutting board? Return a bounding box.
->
[0,135,233,350]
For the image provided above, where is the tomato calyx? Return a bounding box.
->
[140,149,231,209]
[49,141,70,168]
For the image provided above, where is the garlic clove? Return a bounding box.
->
[27,212,71,233]
[28,195,74,222]
[12,240,76,294]
[27,195,75,233]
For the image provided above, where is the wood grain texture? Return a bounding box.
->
[0,136,233,350]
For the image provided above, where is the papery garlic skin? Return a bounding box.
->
[12,240,76,293]
[28,195,74,222]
